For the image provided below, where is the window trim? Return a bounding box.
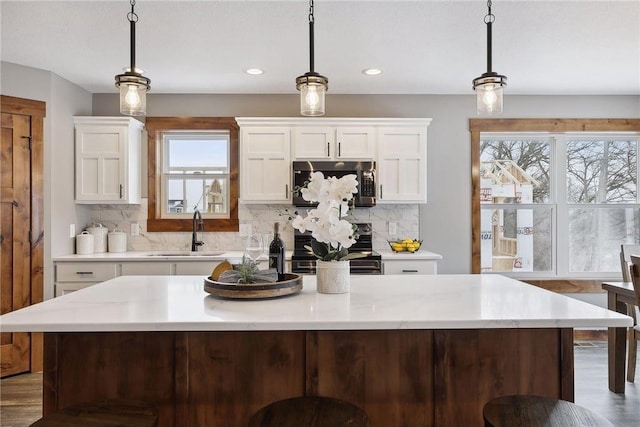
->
[470,118,640,275]
[146,117,239,232]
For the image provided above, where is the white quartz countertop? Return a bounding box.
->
[53,250,441,262]
[0,274,630,332]
[53,251,292,262]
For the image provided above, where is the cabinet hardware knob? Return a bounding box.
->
[285,184,289,196]
[119,184,123,199]
[338,142,341,157]
[379,185,383,199]
[327,142,330,157]
[76,271,94,275]
[402,269,418,273]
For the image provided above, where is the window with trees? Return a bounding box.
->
[471,119,640,278]
[146,117,239,232]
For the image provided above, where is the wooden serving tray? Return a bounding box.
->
[204,273,303,299]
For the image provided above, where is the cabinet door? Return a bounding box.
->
[377,127,427,203]
[241,127,291,203]
[292,127,333,159]
[336,127,376,159]
[74,117,142,204]
[75,124,126,202]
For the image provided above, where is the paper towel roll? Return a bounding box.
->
[76,231,94,255]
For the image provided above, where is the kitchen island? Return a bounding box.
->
[0,274,631,427]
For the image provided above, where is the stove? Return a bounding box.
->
[291,223,382,275]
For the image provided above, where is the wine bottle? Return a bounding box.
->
[269,222,285,281]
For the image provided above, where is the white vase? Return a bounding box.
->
[315,260,350,294]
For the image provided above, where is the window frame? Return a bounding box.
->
[146,117,239,232]
[470,118,640,278]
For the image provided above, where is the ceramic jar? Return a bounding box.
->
[315,260,350,294]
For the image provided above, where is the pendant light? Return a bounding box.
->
[472,0,507,115]
[295,0,328,116]
[114,0,151,116]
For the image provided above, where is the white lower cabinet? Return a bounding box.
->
[55,262,118,297]
[54,260,221,297]
[383,260,437,275]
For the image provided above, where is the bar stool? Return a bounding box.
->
[483,395,613,427]
[248,396,369,427]
[29,399,158,427]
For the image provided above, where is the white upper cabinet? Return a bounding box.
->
[377,124,430,203]
[236,117,430,204]
[74,116,143,204]
[293,126,376,159]
[238,123,291,203]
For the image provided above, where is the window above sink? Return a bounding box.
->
[145,117,239,233]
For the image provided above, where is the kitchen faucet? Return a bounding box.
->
[191,209,205,252]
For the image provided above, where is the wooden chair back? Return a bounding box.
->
[628,255,640,305]
[620,244,640,282]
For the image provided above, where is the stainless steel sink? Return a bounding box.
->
[147,251,226,257]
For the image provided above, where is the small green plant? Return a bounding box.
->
[235,255,259,283]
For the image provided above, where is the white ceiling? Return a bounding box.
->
[1,0,639,96]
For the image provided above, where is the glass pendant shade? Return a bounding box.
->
[117,77,148,116]
[474,74,506,115]
[297,75,327,116]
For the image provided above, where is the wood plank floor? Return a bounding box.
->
[0,341,638,426]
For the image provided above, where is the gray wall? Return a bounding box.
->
[93,92,640,274]
[2,61,92,300]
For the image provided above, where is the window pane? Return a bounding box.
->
[566,138,637,203]
[480,139,550,203]
[480,207,552,273]
[166,177,229,215]
[568,208,640,273]
[160,130,231,219]
[164,133,229,174]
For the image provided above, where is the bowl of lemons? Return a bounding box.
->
[389,238,422,253]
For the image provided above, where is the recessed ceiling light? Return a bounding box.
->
[245,68,264,75]
[362,68,383,76]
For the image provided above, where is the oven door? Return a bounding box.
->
[291,258,382,275]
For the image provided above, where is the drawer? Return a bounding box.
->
[383,260,437,275]
[56,262,118,282]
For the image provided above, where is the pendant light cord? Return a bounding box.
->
[128,0,139,72]
[485,0,495,74]
[308,0,315,74]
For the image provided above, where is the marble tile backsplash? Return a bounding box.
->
[84,200,419,253]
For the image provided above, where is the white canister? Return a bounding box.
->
[76,231,94,255]
[87,224,108,253]
[108,230,127,253]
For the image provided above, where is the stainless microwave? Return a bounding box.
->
[292,160,376,207]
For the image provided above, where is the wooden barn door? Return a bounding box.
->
[1,95,45,377]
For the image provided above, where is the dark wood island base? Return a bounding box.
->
[43,328,573,427]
